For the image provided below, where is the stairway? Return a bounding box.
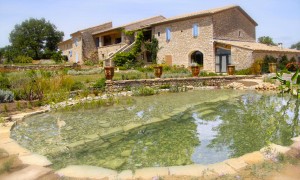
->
[104,41,136,67]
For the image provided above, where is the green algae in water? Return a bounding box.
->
[11,90,300,171]
[48,114,199,170]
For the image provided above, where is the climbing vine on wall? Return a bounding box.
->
[145,36,160,64]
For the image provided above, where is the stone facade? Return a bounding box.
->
[58,22,113,64]
[58,5,300,72]
[213,8,256,42]
[253,52,299,61]
[231,47,254,70]
[154,16,214,70]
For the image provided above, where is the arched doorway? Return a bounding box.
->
[191,51,203,66]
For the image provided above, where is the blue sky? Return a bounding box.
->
[0,0,299,48]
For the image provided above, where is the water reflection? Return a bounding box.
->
[207,93,300,158]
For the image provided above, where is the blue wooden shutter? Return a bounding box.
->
[166,28,171,41]
[193,24,198,37]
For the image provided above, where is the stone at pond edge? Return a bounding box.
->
[238,151,264,165]
[19,154,52,167]
[118,170,133,179]
[134,167,169,179]
[207,162,236,175]
[168,164,213,177]
[56,165,117,179]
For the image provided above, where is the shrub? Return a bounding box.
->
[51,51,63,63]
[113,52,135,67]
[70,81,85,91]
[286,62,300,72]
[278,55,289,70]
[0,74,10,90]
[169,84,187,93]
[0,89,14,103]
[199,71,219,76]
[235,68,252,75]
[132,86,158,96]
[251,59,263,75]
[93,78,106,91]
[14,55,33,63]
[84,60,95,66]
[262,55,276,73]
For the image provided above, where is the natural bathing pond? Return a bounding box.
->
[11,89,300,171]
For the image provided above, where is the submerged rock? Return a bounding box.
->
[103,158,126,169]
[121,150,132,157]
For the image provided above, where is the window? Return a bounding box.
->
[95,38,100,47]
[238,31,242,37]
[166,28,171,41]
[193,24,199,37]
[158,32,160,37]
[69,50,72,57]
[74,38,78,47]
[115,37,121,44]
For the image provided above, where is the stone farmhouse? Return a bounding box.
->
[58,5,300,73]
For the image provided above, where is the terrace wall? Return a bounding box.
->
[105,75,257,92]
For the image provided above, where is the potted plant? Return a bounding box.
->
[268,63,277,73]
[191,63,200,77]
[227,64,235,75]
[154,65,163,78]
[104,66,114,80]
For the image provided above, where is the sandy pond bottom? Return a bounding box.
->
[11,89,300,171]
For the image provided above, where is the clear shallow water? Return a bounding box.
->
[11,90,300,171]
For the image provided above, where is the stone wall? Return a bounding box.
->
[58,40,72,61]
[70,34,83,64]
[154,16,215,71]
[231,47,254,70]
[253,52,299,61]
[0,65,73,72]
[105,75,257,92]
[213,8,256,42]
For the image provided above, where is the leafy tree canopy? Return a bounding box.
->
[291,42,300,50]
[9,18,64,60]
[258,36,277,46]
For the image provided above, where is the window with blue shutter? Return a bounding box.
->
[193,24,199,37]
[166,28,171,41]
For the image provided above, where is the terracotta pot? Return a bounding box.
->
[227,65,235,75]
[154,66,163,78]
[268,63,277,73]
[104,66,114,80]
[191,66,200,77]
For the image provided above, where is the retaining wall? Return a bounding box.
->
[105,75,258,92]
[0,65,72,72]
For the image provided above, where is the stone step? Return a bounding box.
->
[0,165,52,180]
[19,154,52,167]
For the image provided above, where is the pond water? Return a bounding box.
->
[11,90,300,171]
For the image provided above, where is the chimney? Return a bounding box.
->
[278,43,283,49]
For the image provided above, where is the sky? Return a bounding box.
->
[0,0,299,48]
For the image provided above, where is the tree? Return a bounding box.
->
[291,42,300,50]
[258,36,277,46]
[9,18,64,60]
[0,45,19,63]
